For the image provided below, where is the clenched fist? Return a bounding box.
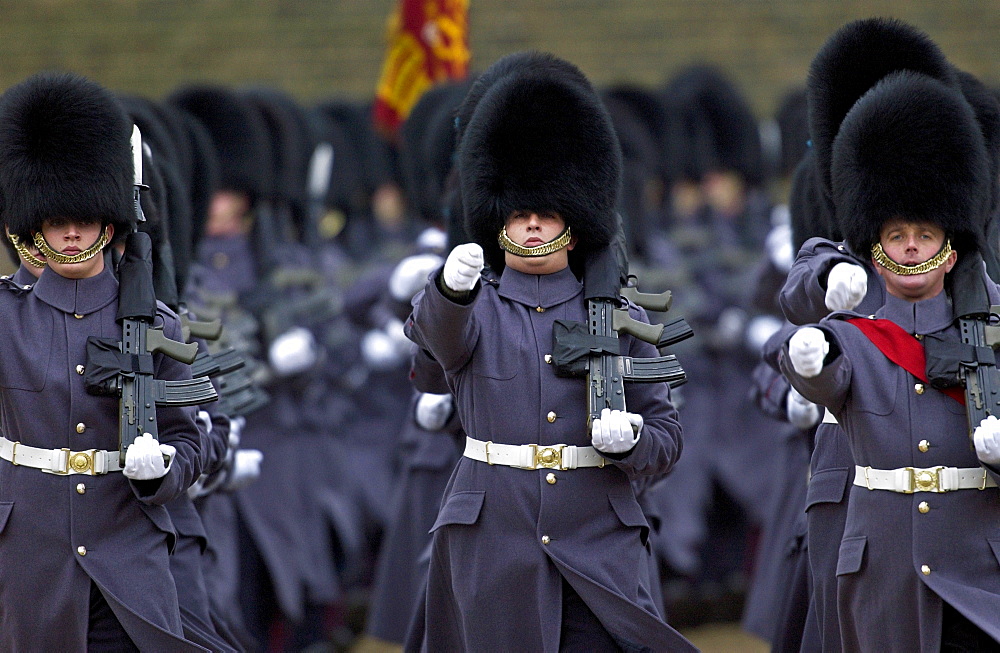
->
[442,243,484,293]
[825,262,867,312]
[788,327,829,378]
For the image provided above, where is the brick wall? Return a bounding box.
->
[0,1,997,118]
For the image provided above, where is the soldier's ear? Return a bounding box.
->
[106,223,114,243]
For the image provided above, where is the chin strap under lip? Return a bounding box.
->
[498,226,572,257]
[871,239,952,276]
[32,225,110,265]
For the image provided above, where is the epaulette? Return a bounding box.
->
[0,275,33,295]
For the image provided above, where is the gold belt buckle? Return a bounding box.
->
[531,444,565,469]
[906,466,942,493]
[69,450,97,475]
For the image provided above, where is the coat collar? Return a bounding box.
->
[877,290,953,335]
[497,265,582,309]
[32,261,118,316]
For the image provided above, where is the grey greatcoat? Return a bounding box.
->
[0,263,205,651]
[779,290,1000,649]
[406,265,694,652]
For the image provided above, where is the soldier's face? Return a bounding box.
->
[503,210,576,275]
[873,219,956,302]
[40,218,110,280]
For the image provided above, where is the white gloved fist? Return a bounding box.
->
[442,243,484,293]
[390,253,444,301]
[225,449,263,492]
[591,408,643,455]
[824,262,867,312]
[974,415,1000,467]
[269,326,319,377]
[124,434,175,480]
[196,410,213,436]
[786,386,821,430]
[415,392,453,431]
[788,327,829,378]
[766,222,794,273]
[361,318,412,371]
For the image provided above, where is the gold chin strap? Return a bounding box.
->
[7,233,46,268]
[32,226,111,265]
[871,239,953,276]
[498,226,572,257]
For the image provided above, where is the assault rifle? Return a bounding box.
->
[552,244,691,432]
[85,232,218,466]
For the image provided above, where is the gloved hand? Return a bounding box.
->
[765,222,794,273]
[591,408,643,455]
[124,433,175,480]
[442,243,484,293]
[745,314,784,352]
[269,326,320,377]
[225,449,263,492]
[415,392,453,431]
[390,253,444,302]
[824,262,867,312]
[361,318,413,371]
[788,327,829,378]
[196,409,213,436]
[974,415,1000,466]
[229,417,245,449]
[786,386,821,429]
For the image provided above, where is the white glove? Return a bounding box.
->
[786,386,821,430]
[268,326,319,376]
[591,408,643,454]
[225,449,263,491]
[824,262,867,312]
[974,415,1000,467]
[361,318,413,371]
[196,410,213,436]
[123,434,175,480]
[415,393,453,431]
[766,222,794,273]
[745,314,783,352]
[390,253,444,301]
[229,417,245,449]
[788,327,829,378]
[442,243,484,292]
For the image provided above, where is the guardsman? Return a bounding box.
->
[779,69,1000,649]
[405,51,694,652]
[0,72,204,651]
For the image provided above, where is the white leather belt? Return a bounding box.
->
[822,408,838,424]
[0,436,121,475]
[463,436,606,470]
[854,465,996,493]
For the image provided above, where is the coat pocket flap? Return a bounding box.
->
[609,493,650,545]
[806,467,850,510]
[836,535,867,576]
[0,502,12,534]
[430,491,485,533]
[989,539,1000,567]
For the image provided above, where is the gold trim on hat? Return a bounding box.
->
[871,239,952,276]
[32,226,110,265]
[498,226,572,258]
[7,234,46,268]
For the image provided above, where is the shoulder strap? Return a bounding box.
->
[847,317,965,405]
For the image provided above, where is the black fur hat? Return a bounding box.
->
[0,72,135,243]
[788,150,838,252]
[832,71,991,258]
[808,18,957,201]
[166,84,273,205]
[775,87,809,179]
[458,51,622,272]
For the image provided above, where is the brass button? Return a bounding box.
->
[73,313,84,319]
[546,473,556,485]
[76,483,86,495]
[546,411,557,423]
[536,306,545,313]
[544,354,553,364]
[75,364,85,375]
[918,501,929,514]
[918,440,930,453]
[75,423,86,434]
[837,245,845,252]
[915,334,924,340]
[77,546,87,556]
[914,383,925,395]
[541,535,550,545]
[921,564,931,576]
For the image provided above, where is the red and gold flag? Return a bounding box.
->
[373,0,470,141]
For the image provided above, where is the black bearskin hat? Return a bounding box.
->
[788,150,838,252]
[775,87,809,179]
[166,84,273,205]
[832,71,991,258]
[0,72,135,243]
[458,51,622,272]
[808,18,957,201]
